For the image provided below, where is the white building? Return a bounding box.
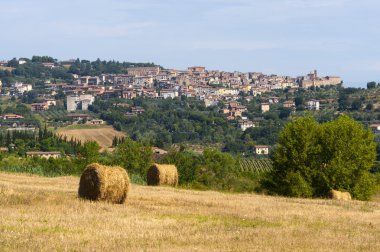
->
[307,100,320,110]
[238,120,255,131]
[255,145,270,155]
[66,94,95,111]
[14,83,32,93]
[160,89,178,99]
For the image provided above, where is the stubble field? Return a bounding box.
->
[0,172,379,251]
[56,125,126,151]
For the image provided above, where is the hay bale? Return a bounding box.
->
[147,164,178,187]
[330,189,352,201]
[78,163,130,204]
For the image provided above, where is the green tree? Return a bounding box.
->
[367,81,376,89]
[113,138,153,177]
[78,141,100,164]
[264,115,377,200]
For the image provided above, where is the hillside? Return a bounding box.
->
[0,172,379,251]
[56,125,126,152]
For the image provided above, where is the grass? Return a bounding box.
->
[0,172,379,251]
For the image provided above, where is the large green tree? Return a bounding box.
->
[264,115,377,200]
[113,137,153,177]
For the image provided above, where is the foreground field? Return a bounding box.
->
[56,125,126,151]
[0,172,379,251]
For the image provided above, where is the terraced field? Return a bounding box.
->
[240,158,273,173]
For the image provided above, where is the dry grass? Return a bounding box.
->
[0,172,379,252]
[56,126,125,152]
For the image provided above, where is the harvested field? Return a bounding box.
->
[0,172,379,251]
[56,125,125,151]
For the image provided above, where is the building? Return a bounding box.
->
[255,145,270,155]
[261,103,270,113]
[14,83,32,93]
[283,100,295,109]
[31,103,49,111]
[131,106,145,114]
[122,90,137,100]
[0,114,24,120]
[67,114,91,121]
[86,119,104,125]
[26,151,61,159]
[369,124,380,133]
[7,127,36,133]
[307,100,320,110]
[188,66,206,75]
[160,89,178,99]
[66,94,94,111]
[238,120,255,131]
[42,62,55,68]
[127,67,160,76]
[300,70,342,88]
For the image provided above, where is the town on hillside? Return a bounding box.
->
[0,57,349,157]
[2,57,380,158]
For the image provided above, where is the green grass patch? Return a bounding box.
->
[157,213,281,229]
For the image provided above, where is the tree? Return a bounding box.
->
[294,96,304,107]
[113,138,153,177]
[264,115,377,200]
[351,99,362,111]
[338,93,350,111]
[78,141,100,164]
[367,81,376,89]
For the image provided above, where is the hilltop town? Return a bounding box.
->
[1,56,380,158]
[0,57,345,154]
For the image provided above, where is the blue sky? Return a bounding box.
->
[0,0,379,87]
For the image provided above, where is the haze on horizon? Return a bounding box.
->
[0,0,379,87]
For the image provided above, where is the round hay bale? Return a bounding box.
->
[330,189,352,201]
[78,163,130,204]
[147,164,178,187]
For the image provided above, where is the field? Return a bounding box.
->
[0,172,379,251]
[56,125,126,151]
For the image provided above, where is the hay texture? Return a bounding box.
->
[78,163,130,204]
[330,189,352,201]
[147,164,178,187]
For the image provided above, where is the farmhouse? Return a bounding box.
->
[14,83,32,93]
[26,151,62,159]
[31,103,49,111]
[131,106,145,114]
[86,119,104,125]
[283,100,295,109]
[1,114,24,120]
[238,120,255,131]
[67,114,91,122]
[307,100,320,110]
[261,103,270,113]
[255,145,270,155]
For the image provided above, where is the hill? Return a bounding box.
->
[56,125,126,152]
[0,172,379,251]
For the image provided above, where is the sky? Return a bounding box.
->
[0,0,379,87]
